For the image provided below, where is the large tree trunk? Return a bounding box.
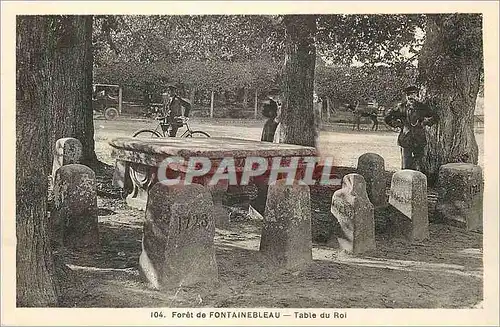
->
[47,15,96,166]
[280,15,318,147]
[16,16,59,307]
[418,14,483,185]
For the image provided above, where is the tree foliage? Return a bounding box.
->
[315,64,417,107]
[94,14,427,106]
[313,14,425,109]
[94,56,280,96]
[418,14,483,90]
[93,14,284,69]
[93,15,284,101]
[316,14,425,67]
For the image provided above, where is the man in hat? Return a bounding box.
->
[260,88,282,142]
[162,84,192,137]
[384,85,439,171]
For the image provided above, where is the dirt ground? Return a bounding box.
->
[57,116,484,308]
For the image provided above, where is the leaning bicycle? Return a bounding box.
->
[132,116,210,138]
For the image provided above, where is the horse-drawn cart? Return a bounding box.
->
[348,100,399,132]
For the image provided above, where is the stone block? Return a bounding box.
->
[139,183,218,290]
[436,163,483,232]
[357,153,387,207]
[331,173,375,254]
[52,164,99,249]
[388,170,429,241]
[52,138,82,178]
[259,180,312,269]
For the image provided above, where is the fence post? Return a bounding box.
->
[210,90,215,118]
[243,88,248,109]
[118,86,123,114]
[326,97,331,121]
[254,89,258,119]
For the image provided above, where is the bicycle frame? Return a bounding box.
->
[179,128,192,138]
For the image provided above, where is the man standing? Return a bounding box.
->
[384,85,439,171]
[163,84,192,137]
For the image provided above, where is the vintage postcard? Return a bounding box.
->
[2,1,499,326]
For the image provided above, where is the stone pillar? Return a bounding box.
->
[249,175,270,219]
[331,173,375,254]
[259,180,312,269]
[204,176,230,228]
[436,163,483,232]
[388,170,429,242]
[139,183,218,290]
[357,153,387,207]
[52,137,83,178]
[52,164,99,249]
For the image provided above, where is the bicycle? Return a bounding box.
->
[132,116,210,138]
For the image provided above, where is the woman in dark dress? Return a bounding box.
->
[260,98,280,142]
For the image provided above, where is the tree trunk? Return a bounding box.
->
[280,15,318,147]
[418,14,483,185]
[79,16,97,165]
[189,88,196,107]
[16,16,59,307]
[47,15,96,167]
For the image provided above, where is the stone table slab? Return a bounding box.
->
[109,136,317,161]
[109,136,318,212]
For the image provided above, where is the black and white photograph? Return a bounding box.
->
[2,1,499,326]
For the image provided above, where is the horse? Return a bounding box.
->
[347,101,379,131]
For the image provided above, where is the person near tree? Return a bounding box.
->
[384,85,439,171]
[261,89,282,142]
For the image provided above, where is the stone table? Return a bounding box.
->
[109,137,318,212]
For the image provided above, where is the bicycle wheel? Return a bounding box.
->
[185,130,210,138]
[132,129,162,138]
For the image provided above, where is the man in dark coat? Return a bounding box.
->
[162,84,192,137]
[384,85,439,171]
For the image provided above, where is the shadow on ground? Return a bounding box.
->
[57,201,483,308]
